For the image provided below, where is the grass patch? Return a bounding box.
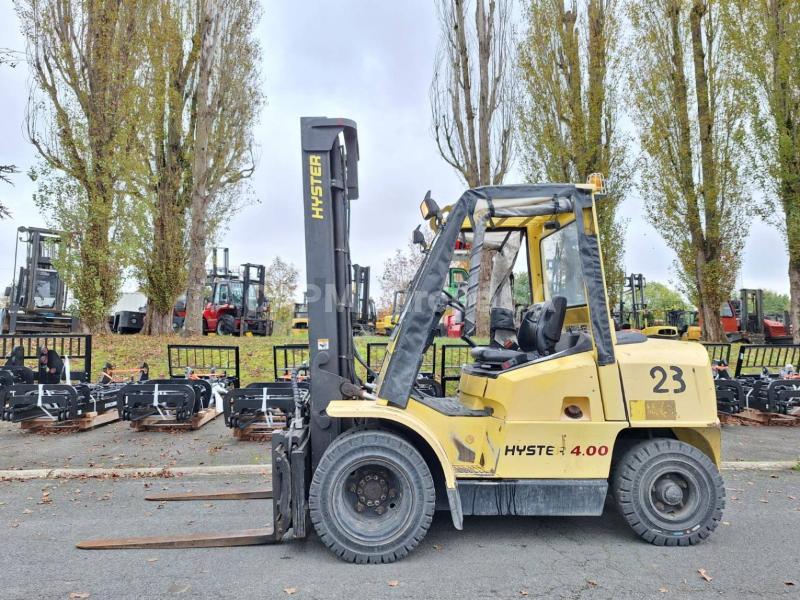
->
[88,333,473,385]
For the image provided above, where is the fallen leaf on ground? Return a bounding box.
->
[388,580,399,587]
[587,580,597,587]
[283,587,297,595]
[147,558,158,563]
[519,590,529,596]
[785,582,796,587]
[69,593,90,599]
[698,569,713,582]
[658,588,668,593]
[432,544,443,551]
[722,521,730,526]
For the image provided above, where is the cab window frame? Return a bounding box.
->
[539,218,588,310]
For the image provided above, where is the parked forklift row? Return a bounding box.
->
[614,273,792,345]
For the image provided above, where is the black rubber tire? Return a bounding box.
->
[216,314,236,336]
[612,438,724,546]
[309,429,435,564]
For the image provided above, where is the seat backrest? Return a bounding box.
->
[517,297,567,356]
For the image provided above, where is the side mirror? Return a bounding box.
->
[412,225,428,251]
[419,190,441,222]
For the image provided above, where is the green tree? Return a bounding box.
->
[17,0,145,331]
[512,271,531,308]
[627,0,752,342]
[722,1,800,342]
[517,0,631,305]
[645,281,690,313]
[762,289,790,316]
[134,0,200,335]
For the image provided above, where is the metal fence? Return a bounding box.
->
[734,344,800,377]
[272,344,310,381]
[701,343,731,365]
[439,343,472,397]
[168,344,240,386]
[0,333,92,381]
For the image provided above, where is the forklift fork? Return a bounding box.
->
[76,410,310,551]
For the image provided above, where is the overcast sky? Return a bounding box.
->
[0,0,790,301]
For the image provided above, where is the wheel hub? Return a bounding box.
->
[348,469,398,515]
[654,479,684,506]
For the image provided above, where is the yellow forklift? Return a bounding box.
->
[79,117,724,563]
[290,293,308,336]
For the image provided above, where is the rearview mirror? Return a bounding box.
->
[419,190,441,222]
[412,225,428,251]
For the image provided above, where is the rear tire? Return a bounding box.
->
[612,439,724,546]
[216,314,236,336]
[309,430,435,564]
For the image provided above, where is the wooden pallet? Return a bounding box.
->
[132,406,222,431]
[19,410,119,433]
[232,417,287,442]
[719,408,800,427]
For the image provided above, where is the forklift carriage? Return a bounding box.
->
[78,117,725,564]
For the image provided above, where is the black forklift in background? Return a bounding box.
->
[351,264,376,334]
[2,227,77,334]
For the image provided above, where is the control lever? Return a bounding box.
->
[340,381,377,401]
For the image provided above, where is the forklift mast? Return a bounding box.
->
[351,264,372,326]
[239,263,267,335]
[740,288,764,335]
[210,247,232,280]
[618,273,647,329]
[300,117,360,468]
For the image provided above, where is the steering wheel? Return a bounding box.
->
[440,289,475,347]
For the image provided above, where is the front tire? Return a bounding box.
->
[309,430,435,564]
[612,439,724,546]
[216,314,236,336]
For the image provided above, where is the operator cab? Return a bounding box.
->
[372,181,619,413]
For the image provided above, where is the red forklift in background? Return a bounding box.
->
[174,248,274,336]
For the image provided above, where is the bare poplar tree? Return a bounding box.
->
[430,0,515,335]
[182,0,261,337]
[0,49,20,200]
[16,0,144,331]
[628,0,751,342]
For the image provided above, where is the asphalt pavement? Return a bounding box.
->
[0,469,797,599]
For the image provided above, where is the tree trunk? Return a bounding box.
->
[476,249,496,337]
[790,263,800,344]
[184,2,216,337]
[183,219,208,337]
[143,301,173,336]
[696,250,726,342]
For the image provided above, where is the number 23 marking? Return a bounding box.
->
[650,366,686,394]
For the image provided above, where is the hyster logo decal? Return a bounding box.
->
[309,154,324,220]
[504,444,555,456]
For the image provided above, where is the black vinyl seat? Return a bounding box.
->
[471,297,568,369]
